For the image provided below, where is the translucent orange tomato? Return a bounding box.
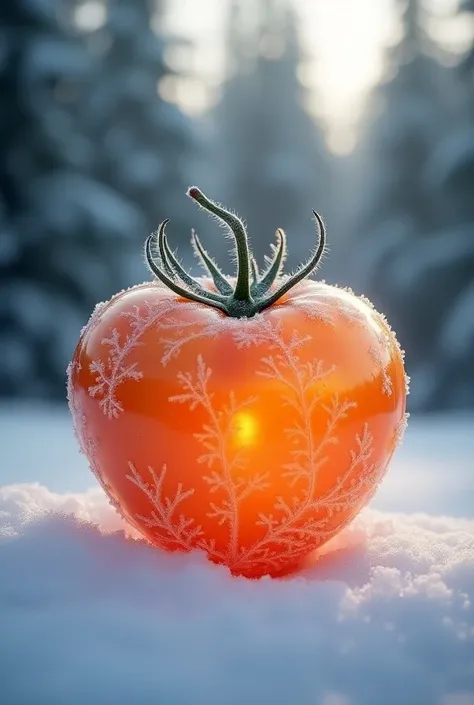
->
[68,187,408,579]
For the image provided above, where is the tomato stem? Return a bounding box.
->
[191,229,233,296]
[258,211,326,310]
[144,187,326,318]
[188,187,252,303]
[146,222,228,312]
[253,228,287,297]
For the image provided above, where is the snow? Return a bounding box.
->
[1,403,474,704]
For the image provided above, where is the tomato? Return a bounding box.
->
[68,187,408,579]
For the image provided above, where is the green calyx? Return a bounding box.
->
[145,186,326,318]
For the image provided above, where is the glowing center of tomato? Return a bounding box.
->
[231,411,258,447]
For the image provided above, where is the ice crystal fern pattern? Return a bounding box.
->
[88,298,180,419]
[67,360,124,517]
[151,320,383,572]
[168,354,270,564]
[78,288,403,573]
[126,461,204,550]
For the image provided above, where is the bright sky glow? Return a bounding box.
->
[296,0,399,151]
[76,0,473,153]
[163,0,400,152]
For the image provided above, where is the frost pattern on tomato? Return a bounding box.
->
[393,412,410,447]
[67,359,126,519]
[162,318,383,572]
[169,356,269,560]
[288,286,369,327]
[120,337,380,573]
[68,186,409,578]
[368,329,394,397]
[88,299,180,419]
[126,462,204,549]
[67,359,86,454]
[236,425,377,572]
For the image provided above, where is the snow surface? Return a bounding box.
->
[1,403,474,705]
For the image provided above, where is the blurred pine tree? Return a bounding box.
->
[0,0,196,401]
[212,0,329,271]
[351,0,465,411]
[417,0,474,410]
[356,0,448,237]
[81,0,198,257]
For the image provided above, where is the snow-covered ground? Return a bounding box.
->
[1,403,474,705]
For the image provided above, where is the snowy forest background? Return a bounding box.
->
[0,0,473,414]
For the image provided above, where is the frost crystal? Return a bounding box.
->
[369,329,394,397]
[88,298,181,418]
[126,462,203,550]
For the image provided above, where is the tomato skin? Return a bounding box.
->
[68,278,408,578]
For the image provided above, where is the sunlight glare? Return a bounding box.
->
[75,1,107,31]
[296,0,398,153]
[232,411,259,447]
[164,0,399,153]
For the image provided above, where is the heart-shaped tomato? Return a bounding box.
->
[68,187,408,578]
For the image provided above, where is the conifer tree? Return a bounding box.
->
[352,0,456,409]
[417,0,474,409]
[213,0,328,270]
[83,0,197,258]
[0,0,144,399]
